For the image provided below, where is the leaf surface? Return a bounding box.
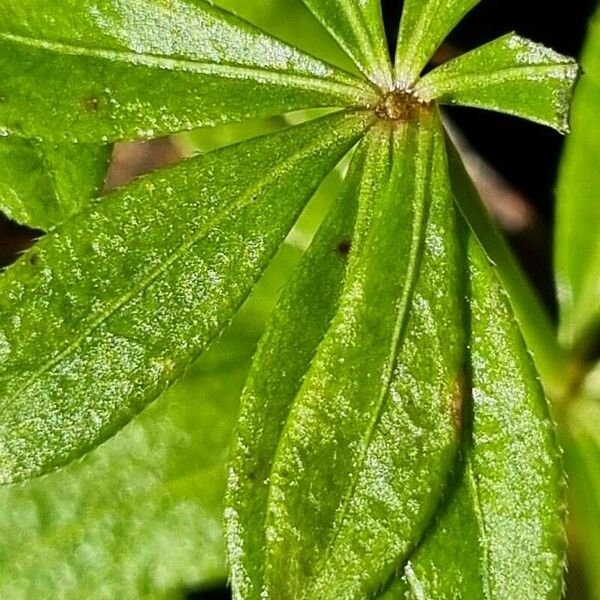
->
[214,0,355,73]
[300,0,392,87]
[0,138,110,230]
[563,400,600,600]
[445,138,568,394]
[380,236,565,600]
[416,34,579,134]
[227,128,371,600]
[395,0,481,86]
[555,7,600,350]
[0,110,370,484]
[0,0,376,142]
[228,114,468,598]
[0,324,253,599]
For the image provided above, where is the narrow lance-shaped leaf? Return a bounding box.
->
[555,6,600,350]
[0,218,304,598]
[229,113,469,599]
[227,129,374,600]
[416,33,579,134]
[0,110,371,484]
[0,138,110,230]
[300,0,392,88]
[445,136,569,394]
[0,0,377,142]
[395,0,482,86]
[380,235,565,600]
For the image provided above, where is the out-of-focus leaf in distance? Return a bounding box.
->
[556,6,600,353]
[562,398,600,600]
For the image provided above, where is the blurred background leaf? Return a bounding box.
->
[556,6,600,356]
[563,399,600,600]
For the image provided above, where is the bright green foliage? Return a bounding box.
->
[228,118,468,598]
[381,237,564,600]
[300,0,392,87]
[395,0,481,85]
[0,325,253,599]
[0,139,109,230]
[0,0,376,142]
[213,0,354,72]
[227,128,370,600]
[0,0,581,597]
[563,400,600,600]
[417,33,579,134]
[445,142,569,394]
[556,7,600,350]
[0,111,370,484]
[554,10,600,599]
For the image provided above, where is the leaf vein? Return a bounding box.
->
[0,32,375,104]
[8,124,351,404]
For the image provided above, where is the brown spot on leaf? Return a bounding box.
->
[85,97,100,112]
[451,372,467,437]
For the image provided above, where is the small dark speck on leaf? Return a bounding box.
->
[337,239,352,257]
[85,97,100,112]
[28,253,39,266]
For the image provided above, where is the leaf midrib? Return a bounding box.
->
[322,125,434,565]
[417,63,575,101]
[334,1,390,83]
[395,0,440,81]
[6,119,358,407]
[0,32,376,103]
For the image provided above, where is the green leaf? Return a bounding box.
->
[0,324,254,599]
[300,0,392,87]
[446,139,569,395]
[0,110,371,485]
[395,0,481,86]
[227,128,370,600]
[416,33,579,134]
[0,138,110,230]
[0,0,376,142]
[555,7,600,351]
[213,0,356,73]
[0,218,305,598]
[380,236,565,600]
[563,400,600,600]
[228,114,468,598]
